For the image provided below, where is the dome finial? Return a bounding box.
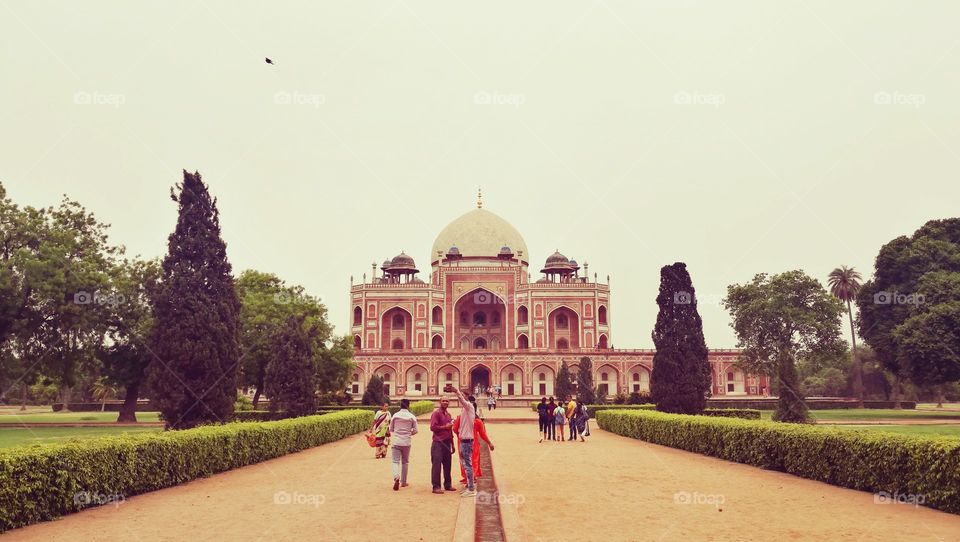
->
[477,187,483,208]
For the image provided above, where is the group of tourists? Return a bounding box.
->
[536,396,589,442]
[474,383,502,399]
[367,388,494,497]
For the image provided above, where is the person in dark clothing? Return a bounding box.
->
[545,397,557,441]
[536,396,550,443]
[430,397,457,493]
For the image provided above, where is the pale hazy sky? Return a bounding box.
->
[2,1,958,348]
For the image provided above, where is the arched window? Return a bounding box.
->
[473,312,487,325]
[539,372,545,380]
[432,306,442,325]
[460,311,469,325]
[353,335,361,349]
[392,314,404,328]
[598,305,607,325]
[508,372,514,380]
[598,334,608,349]
[557,314,568,329]
[557,338,569,350]
[446,372,453,381]
[727,372,735,381]
[460,336,470,350]
[431,335,443,349]
[474,337,487,350]
[601,372,608,380]
[491,312,500,325]
[517,335,529,349]
[518,306,528,325]
[353,306,362,326]
[392,338,404,350]
[633,372,639,380]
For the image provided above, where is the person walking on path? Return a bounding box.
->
[487,395,495,412]
[448,385,479,497]
[536,397,550,443]
[575,401,588,442]
[566,396,579,442]
[545,397,557,441]
[389,399,418,490]
[553,400,566,441]
[371,402,391,458]
[430,397,456,494]
[453,398,494,485]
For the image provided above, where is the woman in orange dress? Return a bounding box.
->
[453,399,495,483]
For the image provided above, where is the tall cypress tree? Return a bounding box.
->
[576,357,597,404]
[265,315,317,418]
[650,262,711,414]
[555,361,574,401]
[147,171,241,429]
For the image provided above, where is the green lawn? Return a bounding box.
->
[759,408,960,421]
[832,425,960,438]
[0,426,162,449]
[0,411,161,424]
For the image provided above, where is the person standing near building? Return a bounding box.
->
[566,396,579,441]
[487,394,495,412]
[430,397,456,494]
[389,399,418,490]
[536,396,550,443]
[453,397,494,485]
[447,385,479,497]
[553,400,566,441]
[545,396,557,441]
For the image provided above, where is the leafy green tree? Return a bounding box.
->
[576,357,596,404]
[146,171,241,429]
[650,263,711,414]
[724,271,845,422]
[99,258,160,422]
[361,374,387,405]
[827,266,864,406]
[316,335,354,396]
[857,219,960,407]
[555,360,574,401]
[265,316,318,418]
[236,270,332,407]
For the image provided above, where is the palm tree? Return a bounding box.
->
[828,266,863,407]
[91,378,120,412]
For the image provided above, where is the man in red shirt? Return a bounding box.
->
[430,397,456,494]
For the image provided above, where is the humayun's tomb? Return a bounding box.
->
[348,195,769,402]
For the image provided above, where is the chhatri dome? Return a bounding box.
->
[431,191,529,263]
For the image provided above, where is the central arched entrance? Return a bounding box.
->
[469,365,491,394]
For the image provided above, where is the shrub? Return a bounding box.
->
[0,410,372,532]
[318,400,434,417]
[234,393,254,412]
[612,392,629,405]
[596,409,960,515]
[628,391,653,404]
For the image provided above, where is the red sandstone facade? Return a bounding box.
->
[349,199,768,400]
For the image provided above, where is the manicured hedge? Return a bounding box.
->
[322,401,435,416]
[530,403,760,420]
[705,398,917,410]
[596,409,960,514]
[52,401,154,412]
[0,410,373,532]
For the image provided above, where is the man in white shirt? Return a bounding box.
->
[388,399,419,491]
[448,386,478,497]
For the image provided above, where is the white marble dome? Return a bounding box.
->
[431,208,528,262]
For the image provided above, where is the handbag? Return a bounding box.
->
[365,432,377,448]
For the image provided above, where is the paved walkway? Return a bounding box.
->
[489,421,960,541]
[5,416,462,542]
[7,407,960,541]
